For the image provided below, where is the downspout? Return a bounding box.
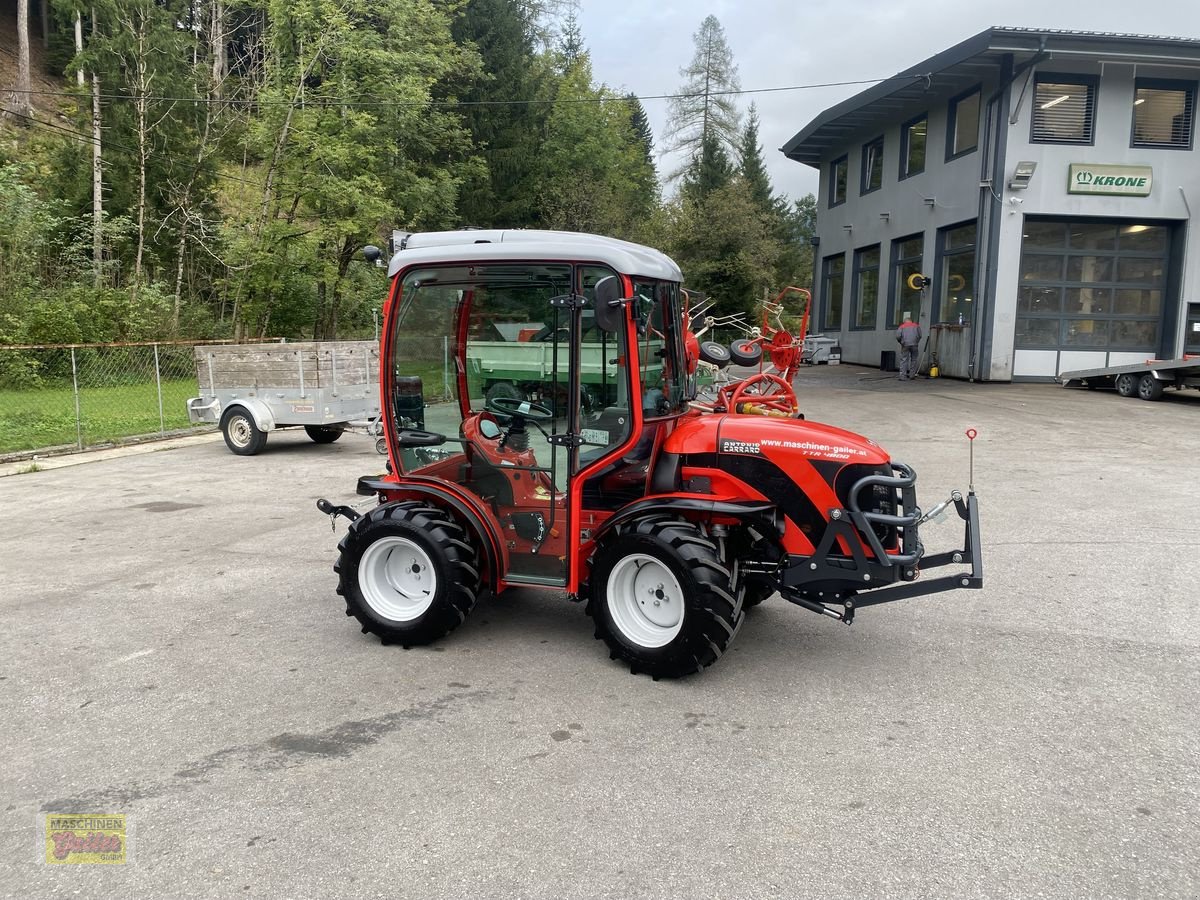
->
[971,41,1048,381]
[1177,186,1191,356]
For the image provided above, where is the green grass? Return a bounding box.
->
[0,379,203,454]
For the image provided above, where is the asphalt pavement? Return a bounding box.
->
[1,365,1197,898]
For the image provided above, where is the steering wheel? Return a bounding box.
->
[726,373,800,416]
[486,395,556,422]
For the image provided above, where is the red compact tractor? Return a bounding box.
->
[318,230,982,679]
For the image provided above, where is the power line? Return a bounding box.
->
[5,74,927,109]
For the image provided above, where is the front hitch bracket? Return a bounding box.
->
[316,498,362,529]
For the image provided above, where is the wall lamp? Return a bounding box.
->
[922,197,936,208]
[879,212,891,223]
[843,224,854,233]
[1009,160,1037,190]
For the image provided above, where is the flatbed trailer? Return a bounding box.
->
[1058,355,1200,401]
[187,341,382,454]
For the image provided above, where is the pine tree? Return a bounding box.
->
[739,104,775,214]
[557,7,584,71]
[664,15,741,185]
[681,131,732,203]
[452,0,547,228]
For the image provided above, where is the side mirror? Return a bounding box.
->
[363,245,382,265]
[592,275,627,333]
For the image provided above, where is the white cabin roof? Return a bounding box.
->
[386,229,683,282]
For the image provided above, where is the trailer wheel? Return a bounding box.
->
[485,381,525,407]
[1137,373,1164,401]
[335,502,480,647]
[220,407,267,456]
[305,425,345,444]
[1115,373,1139,398]
[585,517,743,679]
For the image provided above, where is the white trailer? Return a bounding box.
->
[1059,355,1200,401]
[186,341,382,455]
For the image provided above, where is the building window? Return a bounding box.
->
[860,136,884,194]
[900,115,927,179]
[829,156,848,207]
[947,87,981,160]
[1032,76,1096,144]
[937,222,976,324]
[889,235,924,327]
[821,254,845,331]
[1132,79,1196,149]
[851,246,881,330]
[1015,220,1168,351]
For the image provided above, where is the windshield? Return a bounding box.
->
[633,278,689,417]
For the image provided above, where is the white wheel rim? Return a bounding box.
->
[228,416,253,448]
[358,537,437,622]
[606,554,685,649]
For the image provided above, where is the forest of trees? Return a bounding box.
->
[1,3,816,345]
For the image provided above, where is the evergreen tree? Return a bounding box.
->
[664,15,740,185]
[738,104,775,214]
[664,176,782,318]
[452,0,547,228]
[775,193,818,293]
[557,6,584,71]
[625,92,659,214]
[627,93,654,162]
[680,130,732,203]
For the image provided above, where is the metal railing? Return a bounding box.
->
[0,340,228,457]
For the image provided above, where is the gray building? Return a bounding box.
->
[783,27,1200,381]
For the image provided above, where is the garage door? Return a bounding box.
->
[1014,220,1169,370]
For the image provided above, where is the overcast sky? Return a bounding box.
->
[577,0,1200,204]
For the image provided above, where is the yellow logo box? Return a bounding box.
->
[44,814,128,865]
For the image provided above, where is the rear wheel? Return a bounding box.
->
[585,516,743,679]
[335,502,480,647]
[220,407,267,456]
[1137,373,1164,401]
[305,425,344,444]
[1115,373,1138,397]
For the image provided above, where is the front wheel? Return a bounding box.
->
[335,502,481,647]
[740,576,776,609]
[585,516,743,679]
[1115,373,1138,397]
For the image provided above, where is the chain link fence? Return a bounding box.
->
[0,341,223,457]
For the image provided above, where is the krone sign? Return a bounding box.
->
[1068,164,1153,196]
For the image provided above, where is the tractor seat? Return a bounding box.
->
[461,437,515,508]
